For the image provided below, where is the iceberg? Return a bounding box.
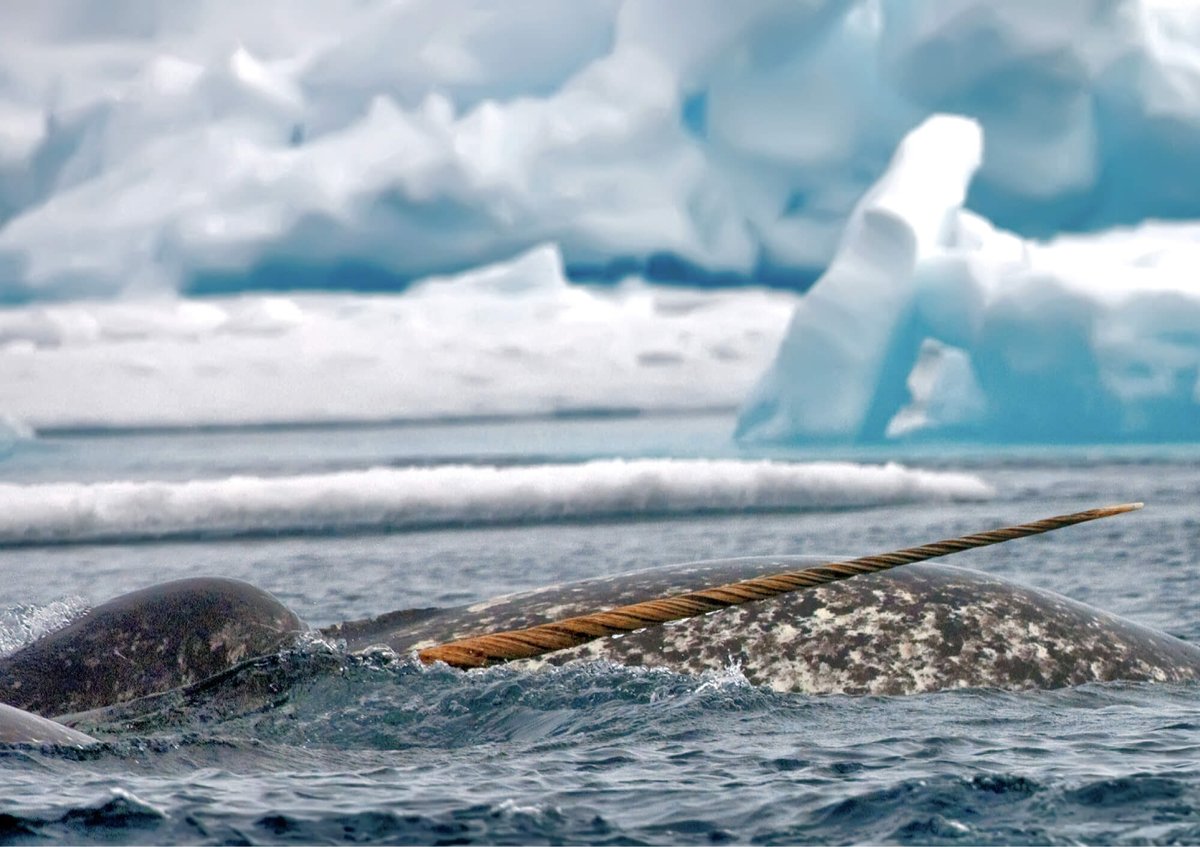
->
[3,1,1200,443]
[737,114,1200,444]
[2,1,1200,299]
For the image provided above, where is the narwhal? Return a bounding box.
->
[3,503,1197,746]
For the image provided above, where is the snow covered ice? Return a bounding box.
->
[737,113,1200,444]
[0,0,1199,442]
[0,245,795,429]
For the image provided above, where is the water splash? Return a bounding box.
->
[0,596,87,656]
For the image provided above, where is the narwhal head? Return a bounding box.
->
[0,577,304,717]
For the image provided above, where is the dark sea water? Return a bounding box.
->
[2,413,1199,845]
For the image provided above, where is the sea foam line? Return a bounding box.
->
[0,459,993,546]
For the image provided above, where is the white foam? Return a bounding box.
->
[0,597,87,655]
[0,459,992,546]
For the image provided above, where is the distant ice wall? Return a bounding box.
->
[1,0,1199,300]
[737,114,1200,445]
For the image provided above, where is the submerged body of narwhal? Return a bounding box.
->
[2,505,1198,745]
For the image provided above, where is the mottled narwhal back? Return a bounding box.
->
[329,557,1200,695]
[0,577,303,718]
[7,555,1200,729]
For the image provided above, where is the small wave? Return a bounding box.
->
[0,459,992,547]
[0,789,168,843]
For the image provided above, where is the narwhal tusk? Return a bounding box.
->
[418,502,1144,669]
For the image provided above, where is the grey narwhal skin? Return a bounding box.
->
[8,557,1200,741]
[0,577,304,719]
[327,557,1200,695]
[0,702,98,746]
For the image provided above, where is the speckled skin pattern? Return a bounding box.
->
[329,557,1200,695]
[0,578,304,718]
[8,559,1200,736]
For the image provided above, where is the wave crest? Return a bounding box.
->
[0,459,992,547]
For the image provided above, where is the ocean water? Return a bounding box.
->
[2,412,1199,845]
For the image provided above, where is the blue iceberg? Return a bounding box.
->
[2,1,1199,300]
[737,115,1200,445]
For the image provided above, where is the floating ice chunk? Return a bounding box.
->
[2,1,1200,299]
[885,340,989,439]
[737,115,982,443]
[412,244,568,296]
[738,115,1200,444]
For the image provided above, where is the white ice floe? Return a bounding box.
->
[0,245,796,429]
